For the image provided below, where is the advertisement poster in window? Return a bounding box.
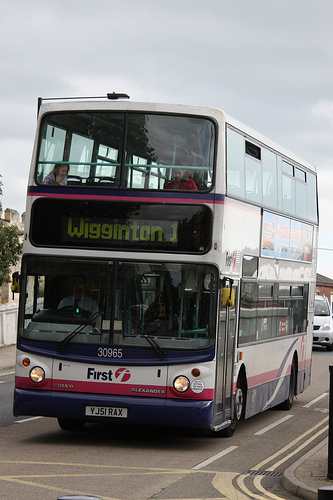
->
[261,211,313,262]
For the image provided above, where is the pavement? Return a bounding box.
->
[282,438,332,500]
[0,343,16,375]
[1,343,333,500]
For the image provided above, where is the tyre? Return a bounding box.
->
[57,418,85,431]
[218,376,246,437]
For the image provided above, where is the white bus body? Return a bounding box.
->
[14,96,318,435]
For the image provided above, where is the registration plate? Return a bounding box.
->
[85,406,128,418]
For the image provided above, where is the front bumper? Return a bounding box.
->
[313,334,333,348]
[13,388,214,430]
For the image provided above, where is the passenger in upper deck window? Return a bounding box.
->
[164,168,198,191]
[42,164,69,186]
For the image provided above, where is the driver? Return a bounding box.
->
[58,276,100,317]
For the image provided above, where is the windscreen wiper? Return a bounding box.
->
[123,310,166,358]
[57,311,102,350]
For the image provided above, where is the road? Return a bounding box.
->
[0,348,331,500]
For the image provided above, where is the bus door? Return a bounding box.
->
[214,279,238,426]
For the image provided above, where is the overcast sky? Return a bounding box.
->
[1,0,333,277]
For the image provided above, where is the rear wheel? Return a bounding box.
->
[57,418,85,431]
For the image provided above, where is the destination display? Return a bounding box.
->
[66,217,179,244]
[31,199,211,253]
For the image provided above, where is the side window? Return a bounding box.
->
[277,285,292,336]
[226,126,318,224]
[245,155,262,204]
[292,285,308,334]
[239,282,308,344]
[242,255,258,278]
[239,283,258,343]
[257,284,273,341]
[306,172,318,223]
[68,134,94,182]
[37,124,66,183]
[282,162,295,214]
[262,149,277,208]
[295,169,307,219]
[226,128,245,198]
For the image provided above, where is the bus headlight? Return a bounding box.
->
[29,366,45,383]
[173,376,190,393]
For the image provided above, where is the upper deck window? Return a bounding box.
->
[226,126,318,224]
[36,112,215,191]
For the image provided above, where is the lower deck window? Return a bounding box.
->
[238,282,308,344]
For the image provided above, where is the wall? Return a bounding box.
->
[0,301,18,346]
[316,284,333,305]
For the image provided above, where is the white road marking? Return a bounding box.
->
[254,415,294,436]
[192,446,238,470]
[0,370,15,376]
[243,422,329,500]
[302,392,328,408]
[253,416,328,470]
[14,416,44,424]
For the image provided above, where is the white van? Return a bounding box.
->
[313,295,333,351]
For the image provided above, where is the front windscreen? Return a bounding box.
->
[20,257,217,350]
[36,112,215,191]
[314,297,330,317]
[30,199,212,253]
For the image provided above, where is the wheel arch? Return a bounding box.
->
[292,350,298,396]
[237,363,247,392]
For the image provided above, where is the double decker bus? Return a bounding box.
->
[13,94,318,436]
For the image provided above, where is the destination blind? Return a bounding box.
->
[31,199,212,253]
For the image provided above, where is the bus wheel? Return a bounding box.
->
[277,361,296,411]
[234,384,245,421]
[218,377,246,437]
[57,418,85,431]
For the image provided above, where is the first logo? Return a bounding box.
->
[115,368,131,382]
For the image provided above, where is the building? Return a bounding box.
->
[0,208,25,304]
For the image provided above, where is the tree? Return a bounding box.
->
[0,175,23,287]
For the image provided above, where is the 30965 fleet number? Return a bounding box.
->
[97,347,123,358]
